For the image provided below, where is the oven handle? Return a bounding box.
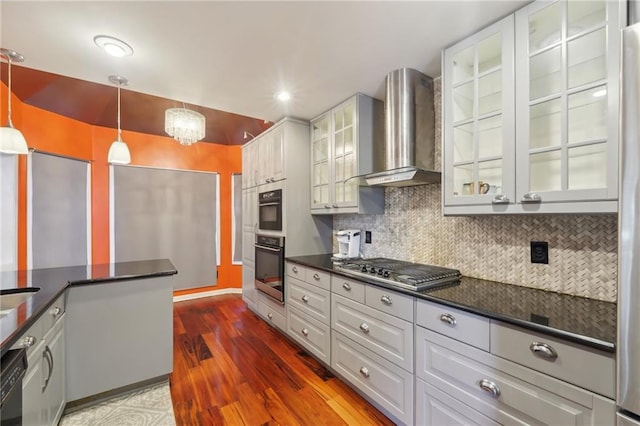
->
[255,244,282,253]
[259,202,280,207]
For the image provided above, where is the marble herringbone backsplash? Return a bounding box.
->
[334,78,618,302]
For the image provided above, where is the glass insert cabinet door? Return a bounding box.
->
[443,14,515,208]
[514,0,621,205]
[332,98,357,207]
[311,114,330,209]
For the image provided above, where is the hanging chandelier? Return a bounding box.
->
[164,107,205,146]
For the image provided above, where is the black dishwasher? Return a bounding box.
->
[1,348,27,426]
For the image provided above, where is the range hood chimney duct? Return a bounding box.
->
[365,68,440,187]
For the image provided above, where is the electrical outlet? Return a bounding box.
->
[365,231,372,244]
[530,241,549,264]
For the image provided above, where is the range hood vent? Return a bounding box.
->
[365,68,439,187]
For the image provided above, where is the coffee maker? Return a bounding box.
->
[334,229,361,259]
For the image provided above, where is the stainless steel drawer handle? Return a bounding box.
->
[292,266,298,273]
[521,192,542,203]
[325,204,331,209]
[492,194,510,204]
[313,273,321,280]
[51,306,62,317]
[301,295,309,303]
[440,313,457,327]
[301,328,309,336]
[530,342,558,361]
[332,203,338,208]
[380,295,392,305]
[479,379,501,398]
[21,335,36,348]
[359,323,370,334]
[267,312,273,320]
[359,366,370,378]
[342,282,352,291]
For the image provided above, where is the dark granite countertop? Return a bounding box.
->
[286,254,616,353]
[0,259,177,357]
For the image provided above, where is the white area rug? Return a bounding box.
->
[60,381,176,426]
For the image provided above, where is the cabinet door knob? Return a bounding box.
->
[440,313,457,326]
[359,366,370,378]
[267,312,273,320]
[529,342,558,361]
[51,306,62,317]
[301,328,309,336]
[359,323,370,334]
[292,266,298,273]
[521,192,542,203]
[301,295,309,303]
[380,295,392,305]
[21,335,36,348]
[491,194,510,204]
[479,379,501,398]
[342,282,352,291]
[313,273,320,280]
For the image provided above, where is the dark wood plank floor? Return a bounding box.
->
[170,294,396,425]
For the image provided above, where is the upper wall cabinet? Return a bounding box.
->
[310,94,384,215]
[443,0,625,214]
[241,123,285,189]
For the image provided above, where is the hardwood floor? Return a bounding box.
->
[170,294,396,425]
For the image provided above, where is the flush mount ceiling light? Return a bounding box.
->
[107,75,131,164]
[164,107,206,146]
[94,35,134,58]
[0,48,28,155]
[275,91,291,101]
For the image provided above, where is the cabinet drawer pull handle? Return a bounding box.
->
[491,194,510,204]
[301,295,309,303]
[530,342,558,361]
[313,273,321,280]
[21,335,36,348]
[325,204,331,209]
[440,313,457,326]
[292,266,298,273]
[479,379,501,398]
[301,328,309,336]
[380,295,392,305]
[521,192,542,203]
[359,366,370,378]
[267,312,273,320]
[51,306,62,317]
[342,282,352,291]
[332,203,339,208]
[359,323,370,333]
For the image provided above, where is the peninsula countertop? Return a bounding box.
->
[286,254,616,353]
[0,259,177,356]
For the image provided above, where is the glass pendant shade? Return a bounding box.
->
[107,138,131,164]
[0,126,28,154]
[0,48,28,155]
[165,107,206,146]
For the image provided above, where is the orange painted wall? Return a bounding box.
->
[4,82,242,292]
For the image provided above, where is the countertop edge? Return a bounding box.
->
[285,256,615,354]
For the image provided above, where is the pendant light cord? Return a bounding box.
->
[6,56,13,128]
[117,82,122,141]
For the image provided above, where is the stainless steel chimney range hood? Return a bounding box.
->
[365,68,440,187]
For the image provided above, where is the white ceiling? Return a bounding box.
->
[1,1,530,123]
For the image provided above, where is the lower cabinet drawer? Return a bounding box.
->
[365,285,414,322]
[490,321,615,399]
[257,297,285,331]
[417,327,616,426]
[286,277,330,325]
[332,294,413,372]
[332,332,413,426]
[287,307,330,365]
[416,379,499,426]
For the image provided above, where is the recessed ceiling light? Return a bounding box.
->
[276,91,291,101]
[94,35,134,58]
[592,89,607,98]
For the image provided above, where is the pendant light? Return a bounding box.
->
[107,75,131,164]
[0,48,28,155]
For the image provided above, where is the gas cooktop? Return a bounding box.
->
[333,257,461,291]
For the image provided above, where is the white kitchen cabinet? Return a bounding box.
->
[241,141,256,189]
[310,94,384,215]
[241,186,257,309]
[257,125,284,185]
[22,337,44,426]
[443,14,516,212]
[42,314,66,426]
[256,291,286,332]
[443,0,625,214]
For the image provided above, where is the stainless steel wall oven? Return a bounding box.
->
[258,189,282,232]
[254,234,285,303]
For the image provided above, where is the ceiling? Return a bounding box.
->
[0,1,530,144]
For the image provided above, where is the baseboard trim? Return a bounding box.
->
[173,287,242,302]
